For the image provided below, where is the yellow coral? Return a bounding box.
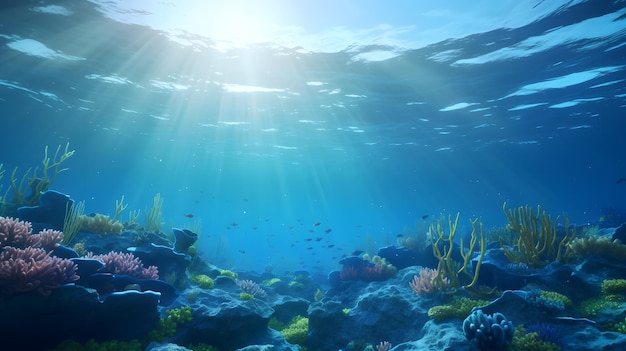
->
[569,236,626,261]
[502,203,576,268]
[80,213,123,235]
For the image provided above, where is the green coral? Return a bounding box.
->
[190,274,214,289]
[281,315,309,347]
[288,281,305,289]
[510,326,561,351]
[601,279,626,295]
[540,290,573,307]
[220,270,237,278]
[608,317,626,334]
[427,297,490,321]
[145,306,193,342]
[579,297,621,317]
[269,317,286,330]
[240,292,254,300]
[262,277,282,286]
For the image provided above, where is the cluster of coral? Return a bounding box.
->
[4,145,626,350]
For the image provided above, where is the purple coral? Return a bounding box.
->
[85,251,159,280]
[0,247,78,295]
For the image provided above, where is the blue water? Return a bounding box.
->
[1,1,625,275]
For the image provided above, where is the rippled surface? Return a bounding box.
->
[1,1,625,272]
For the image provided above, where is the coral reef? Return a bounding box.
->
[85,251,159,280]
[429,213,485,290]
[569,236,626,261]
[0,246,78,295]
[462,310,514,350]
[189,274,214,289]
[409,267,450,295]
[502,203,576,268]
[236,278,268,299]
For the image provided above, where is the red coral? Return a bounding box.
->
[85,251,159,280]
[0,216,33,248]
[0,247,78,295]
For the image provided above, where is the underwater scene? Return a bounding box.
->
[1,0,626,350]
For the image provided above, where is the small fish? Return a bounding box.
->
[396,233,404,238]
[184,213,194,218]
[231,222,238,227]
[239,250,246,254]
[421,214,430,220]
[308,229,314,233]
[315,237,323,242]
[252,226,258,230]
[313,222,321,226]
[327,244,335,248]
[351,250,364,256]
[305,238,313,242]
[307,247,313,250]
[617,178,626,184]
[324,228,332,234]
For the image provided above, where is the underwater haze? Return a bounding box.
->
[1,0,625,275]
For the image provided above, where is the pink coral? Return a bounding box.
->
[28,229,63,251]
[0,216,33,248]
[0,247,78,295]
[409,267,450,295]
[85,251,159,280]
[0,216,64,250]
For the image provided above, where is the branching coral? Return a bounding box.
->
[235,278,267,299]
[0,216,75,295]
[0,216,33,247]
[338,255,397,282]
[4,143,74,213]
[1,217,61,251]
[502,203,576,268]
[429,213,485,290]
[85,251,159,280]
[80,213,124,235]
[0,246,78,295]
[409,267,450,295]
[568,236,626,261]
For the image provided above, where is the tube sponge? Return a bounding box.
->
[463,310,514,350]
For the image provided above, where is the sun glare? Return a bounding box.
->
[184,3,280,47]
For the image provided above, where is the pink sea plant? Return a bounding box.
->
[409,267,450,295]
[0,246,78,295]
[85,251,159,280]
[0,216,33,248]
[0,216,63,250]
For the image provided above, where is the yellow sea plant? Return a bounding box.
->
[502,203,576,268]
[429,213,486,290]
[568,236,626,261]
